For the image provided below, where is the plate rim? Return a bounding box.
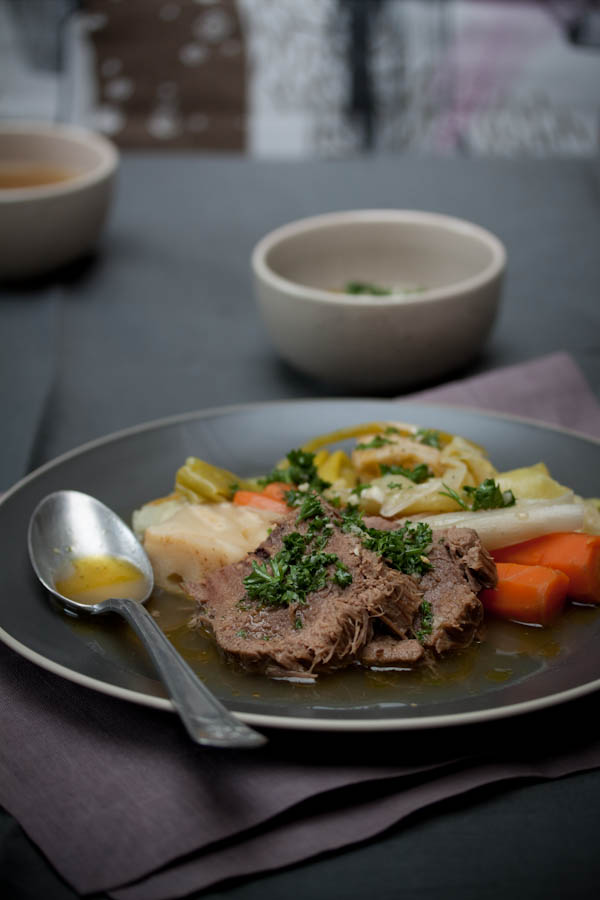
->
[2,398,599,732]
[3,623,600,732]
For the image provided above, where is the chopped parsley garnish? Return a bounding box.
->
[361,522,433,577]
[464,479,516,510]
[294,491,324,522]
[386,481,404,490]
[438,484,469,510]
[258,448,330,494]
[384,426,401,434]
[285,492,332,543]
[415,599,434,643]
[283,487,303,507]
[340,504,366,533]
[355,435,394,450]
[344,281,392,296]
[415,428,442,449]
[380,462,432,483]
[242,492,352,608]
[439,478,516,511]
[244,543,340,608]
[340,507,432,577]
[333,561,353,587]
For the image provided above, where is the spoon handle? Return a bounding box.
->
[102,597,267,748]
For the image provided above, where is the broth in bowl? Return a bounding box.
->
[0,163,76,190]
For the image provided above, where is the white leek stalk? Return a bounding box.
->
[419,498,585,551]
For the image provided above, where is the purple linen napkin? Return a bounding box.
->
[1,351,599,899]
[110,723,600,900]
[0,646,462,895]
[408,351,600,437]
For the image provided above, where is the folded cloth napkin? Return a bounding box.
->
[1,351,599,900]
[408,351,600,438]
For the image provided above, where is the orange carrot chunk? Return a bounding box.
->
[480,562,569,626]
[232,491,288,513]
[493,532,600,604]
[261,482,291,503]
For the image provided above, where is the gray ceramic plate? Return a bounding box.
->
[1,400,599,732]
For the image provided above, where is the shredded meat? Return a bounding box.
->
[184,508,496,680]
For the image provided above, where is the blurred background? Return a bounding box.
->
[1,0,599,158]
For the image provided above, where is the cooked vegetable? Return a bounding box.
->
[496,462,568,500]
[356,435,395,450]
[480,562,569,625]
[415,428,442,449]
[419,499,586,550]
[350,430,497,518]
[443,435,495,485]
[380,462,432,483]
[141,502,280,594]
[493,532,600,604]
[359,460,469,518]
[353,433,442,480]
[132,493,187,538]
[176,457,256,503]
[584,499,600,534]
[317,449,357,489]
[233,490,289,513]
[261,482,291,502]
[300,422,393,454]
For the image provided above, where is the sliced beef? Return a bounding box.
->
[376,576,422,638]
[185,504,497,679]
[416,527,497,656]
[360,636,424,668]
[364,516,496,591]
[185,506,421,680]
[439,527,497,590]
[362,519,496,658]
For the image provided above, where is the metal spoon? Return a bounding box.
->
[27,490,266,748]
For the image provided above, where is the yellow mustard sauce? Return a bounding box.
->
[55,555,147,604]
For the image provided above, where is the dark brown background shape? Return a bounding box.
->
[84,0,246,150]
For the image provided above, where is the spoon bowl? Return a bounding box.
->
[28,490,267,748]
[28,489,154,615]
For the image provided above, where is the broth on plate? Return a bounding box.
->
[137,589,599,710]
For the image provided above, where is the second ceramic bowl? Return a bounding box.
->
[0,121,118,280]
[252,209,506,391]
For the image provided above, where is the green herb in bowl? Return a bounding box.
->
[344,281,392,296]
[343,281,427,297]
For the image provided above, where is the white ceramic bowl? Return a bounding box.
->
[252,210,506,391]
[0,121,118,280]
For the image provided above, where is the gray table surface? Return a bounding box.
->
[1,154,600,900]
[2,154,600,490]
